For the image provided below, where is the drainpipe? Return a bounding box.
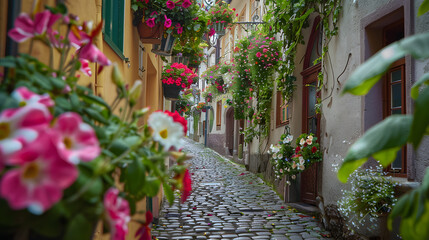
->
[204,105,212,147]
[5,0,21,57]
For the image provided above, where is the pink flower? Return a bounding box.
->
[136,211,153,240]
[208,28,215,37]
[52,112,100,164]
[256,52,262,58]
[104,188,131,240]
[8,10,61,43]
[177,26,183,35]
[79,41,111,66]
[0,132,78,214]
[164,15,172,28]
[79,59,92,76]
[263,48,268,53]
[11,87,54,108]
[146,17,156,28]
[182,0,192,8]
[166,0,175,10]
[0,104,51,159]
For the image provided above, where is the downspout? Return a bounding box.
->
[94,0,103,96]
[5,0,21,57]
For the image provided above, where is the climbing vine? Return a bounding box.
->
[263,0,342,104]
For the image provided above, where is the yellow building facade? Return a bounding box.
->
[0,0,165,239]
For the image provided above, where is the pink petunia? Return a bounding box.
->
[0,132,78,214]
[208,28,215,37]
[182,0,192,8]
[8,10,62,43]
[146,17,156,28]
[104,188,131,240]
[11,86,54,108]
[79,59,92,76]
[166,0,175,10]
[256,52,262,58]
[52,112,100,164]
[164,15,172,28]
[0,104,52,160]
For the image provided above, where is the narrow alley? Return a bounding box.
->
[152,139,332,240]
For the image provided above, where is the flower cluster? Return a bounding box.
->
[195,102,206,111]
[207,2,236,35]
[338,166,399,233]
[249,35,281,72]
[162,63,197,89]
[269,133,322,181]
[132,0,202,37]
[201,62,234,96]
[0,5,192,240]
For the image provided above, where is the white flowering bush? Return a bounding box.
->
[338,166,399,232]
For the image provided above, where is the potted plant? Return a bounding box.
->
[196,102,207,112]
[338,167,399,238]
[1,4,191,240]
[208,1,236,36]
[131,0,204,55]
[161,63,197,100]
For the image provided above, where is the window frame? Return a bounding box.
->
[102,0,126,60]
[276,91,290,127]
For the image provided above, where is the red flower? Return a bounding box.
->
[165,110,188,134]
[295,146,300,153]
[311,146,317,153]
[135,211,153,240]
[174,169,192,203]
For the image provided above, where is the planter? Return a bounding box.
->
[163,83,183,100]
[172,56,190,66]
[213,22,226,36]
[351,213,390,239]
[152,33,176,56]
[137,21,162,44]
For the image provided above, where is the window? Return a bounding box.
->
[383,19,406,175]
[216,100,222,127]
[138,41,145,78]
[102,0,125,57]
[276,91,291,127]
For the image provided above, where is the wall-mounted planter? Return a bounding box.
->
[152,33,176,56]
[137,21,162,44]
[213,22,226,36]
[162,83,182,100]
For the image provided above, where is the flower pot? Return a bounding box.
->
[163,83,183,100]
[213,22,226,36]
[152,33,176,56]
[137,21,162,44]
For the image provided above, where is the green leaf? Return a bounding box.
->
[418,0,429,16]
[33,73,53,90]
[63,214,93,240]
[163,182,174,205]
[131,4,138,11]
[343,32,429,95]
[109,139,129,156]
[143,177,161,197]
[30,205,63,238]
[338,115,412,183]
[55,97,72,110]
[49,76,66,89]
[81,94,111,111]
[411,72,429,99]
[410,87,429,147]
[0,56,16,68]
[124,158,146,195]
[83,108,109,124]
[70,93,81,111]
[0,93,19,112]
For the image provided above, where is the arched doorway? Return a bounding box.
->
[225,107,234,155]
[300,16,322,205]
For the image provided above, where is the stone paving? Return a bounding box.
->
[152,139,332,240]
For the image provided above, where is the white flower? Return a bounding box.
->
[291,175,296,180]
[148,112,184,150]
[306,138,313,145]
[307,135,313,141]
[278,154,283,159]
[299,164,305,170]
[299,138,305,146]
[270,144,280,153]
[286,181,291,185]
[279,169,283,173]
[299,156,305,165]
[283,135,293,144]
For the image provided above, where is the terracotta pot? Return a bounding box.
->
[162,83,182,100]
[137,21,162,44]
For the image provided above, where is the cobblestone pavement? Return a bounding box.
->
[152,139,332,240]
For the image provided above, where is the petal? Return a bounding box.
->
[33,10,51,35]
[79,43,111,66]
[0,170,30,210]
[14,13,34,34]
[55,112,81,134]
[30,183,63,212]
[8,28,32,42]
[0,139,23,156]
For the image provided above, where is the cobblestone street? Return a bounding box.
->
[152,139,332,240]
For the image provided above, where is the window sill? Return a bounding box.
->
[276,121,289,128]
[103,34,127,61]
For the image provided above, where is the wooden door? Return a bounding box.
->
[225,108,234,155]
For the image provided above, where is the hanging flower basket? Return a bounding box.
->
[213,22,226,36]
[152,33,176,56]
[172,56,190,65]
[137,21,162,44]
[162,83,183,100]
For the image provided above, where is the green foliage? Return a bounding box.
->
[338,3,429,239]
[263,0,342,102]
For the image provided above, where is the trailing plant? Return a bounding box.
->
[175,93,193,115]
[338,166,399,233]
[263,0,342,103]
[337,1,429,239]
[161,62,197,89]
[207,1,236,31]
[231,37,251,120]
